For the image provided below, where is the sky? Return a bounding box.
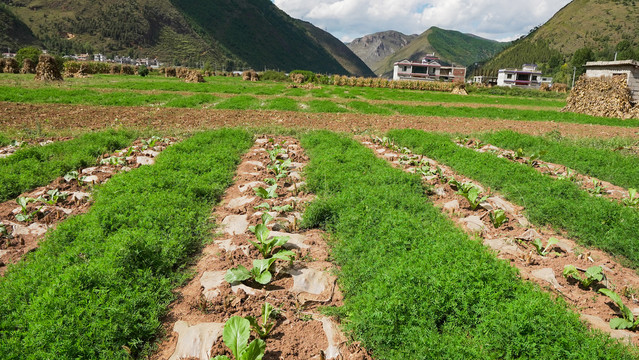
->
[273,0,572,43]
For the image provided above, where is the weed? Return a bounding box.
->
[246,302,278,339]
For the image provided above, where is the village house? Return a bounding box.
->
[393,54,466,82]
[496,64,546,88]
[584,60,639,103]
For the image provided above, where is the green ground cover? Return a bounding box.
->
[389,129,639,268]
[163,93,219,108]
[0,130,136,202]
[476,130,639,190]
[0,129,252,359]
[300,131,634,359]
[0,133,10,147]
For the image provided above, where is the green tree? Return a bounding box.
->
[571,47,594,76]
[615,40,636,60]
[15,47,42,67]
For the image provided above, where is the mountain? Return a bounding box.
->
[346,31,418,72]
[480,0,639,79]
[0,5,41,52]
[0,0,373,75]
[369,27,505,77]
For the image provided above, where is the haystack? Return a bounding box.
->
[242,69,259,81]
[34,54,63,81]
[120,65,134,75]
[0,58,5,73]
[184,70,204,83]
[451,84,468,95]
[563,75,637,119]
[176,67,189,79]
[20,58,36,74]
[291,73,305,84]
[164,67,176,77]
[4,58,19,73]
[110,64,121,75]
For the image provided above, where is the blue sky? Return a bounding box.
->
[273,0,572,42]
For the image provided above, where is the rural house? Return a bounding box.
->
[393,54,466,82]
[496,64,548,88]
[584,60,639,103]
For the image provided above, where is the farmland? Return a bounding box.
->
[1,72,639,359]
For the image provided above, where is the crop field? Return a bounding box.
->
[1,72,639,359]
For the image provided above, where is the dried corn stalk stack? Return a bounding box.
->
[120,65,134,75]
[109,64,121,75]
[4,58,19,73]
[291,73,305,84]
[242,69,259,81]
[451,84,468,95]
[563,75,637,119]
[164,67,176,77]
[184,70,204,83]
[20,58,36,74]
[34,54,63,81]
[0,58,5,73]
[176,67,189,79]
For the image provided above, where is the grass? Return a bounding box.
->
[300,131,634,359]
[213,95,261,110]
[389,129,639,269]
[163,94,219,108]
[263,97,300,111]
[476,130,639,190]
[0,128,253,359]
[0,129,137,202]
[0,133,10,147]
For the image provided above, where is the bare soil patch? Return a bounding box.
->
[1,103,637,139]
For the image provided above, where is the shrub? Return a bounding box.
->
[289,70,316,83]
[260,70,289,82]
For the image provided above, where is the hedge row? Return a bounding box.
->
[0,129,253,359]
[300,131,634,359]
[389,129,639,268]
[0,130,137,202]
[476,130,639,190]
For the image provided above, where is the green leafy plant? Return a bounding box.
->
[15,197,40,222]
[525,150,547,167]
[532,237,559,256]
[225,258,278,285]
[489,209,508,228]
[100,156,125,166]
[263,178,277,186]
[267,159,292,179]
[513,148,525,159]
[267,145,286,162]
[44,189,68,205]
[456,182,488,210]
[587,179,605,195]
[213,316,266,360]
[557,168,577,182]
[0,222,8,237]
[64,170,80,183]
[254,185,278,199]
[272,204,293,213]
[623,188,639,207]
[598,288,639,330]
[247,214,294,260]
[563,265,605,288]
[253,202,271,211]
[246,302,278,339]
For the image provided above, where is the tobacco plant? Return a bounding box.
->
[213,316,266,360]
[598,288,639,330]
[623,188,639,207]
[254,185,278,199]
[246,302,278,339]
[587,179,605,195]
[563,265,604,288]
[456,182,488,210]
[268,159,292,179]
[248,213,294,260]
[44,189,68,205]
[100,156,125,166]
[225,258,278,285]
[532,237,559,256]
[15,197,40,222]
[489,209,507,228]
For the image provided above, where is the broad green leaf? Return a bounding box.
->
[254,202,270,210]
[261,213,273,225]
[223,316,251,359]
[272,249,295,262]
[225,266,251,284]
[562,265,580,279]
[585,266,604,282]
[253,258,276,273]
[253,269,272,285]
[266,184,278,198]
[609,317,634,330]
[532,238,544,254]
[262,303,274,324]
[255,224,270,243]
[272,236,289,248]
[547,237,559,246]
[240,338,266,360]
[599,288,634,322]
[253,187,269,199]
[212,356,232,360]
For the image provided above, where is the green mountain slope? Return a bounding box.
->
[373,27,505,77]
[0,5,41,51]
[0,0,373,75]
[480,0,639,80]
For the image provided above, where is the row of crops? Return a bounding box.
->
[1,128,639,358]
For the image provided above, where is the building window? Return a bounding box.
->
[506,74,512,79]
[402,66,407,72]
[532,76,537,81]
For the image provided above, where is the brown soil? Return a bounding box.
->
[0,137,176,275]
[152,136,371,360]
[455,138,636,204]
[361,136,639,345]
[1,103,637,139]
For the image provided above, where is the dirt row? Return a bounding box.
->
[361,136,639,345]
[153,136,371,360]
[1,102,637,139]
[455,138,637,205]
[0,137,175,275]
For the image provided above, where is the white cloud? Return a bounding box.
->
[273,0,571,42]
